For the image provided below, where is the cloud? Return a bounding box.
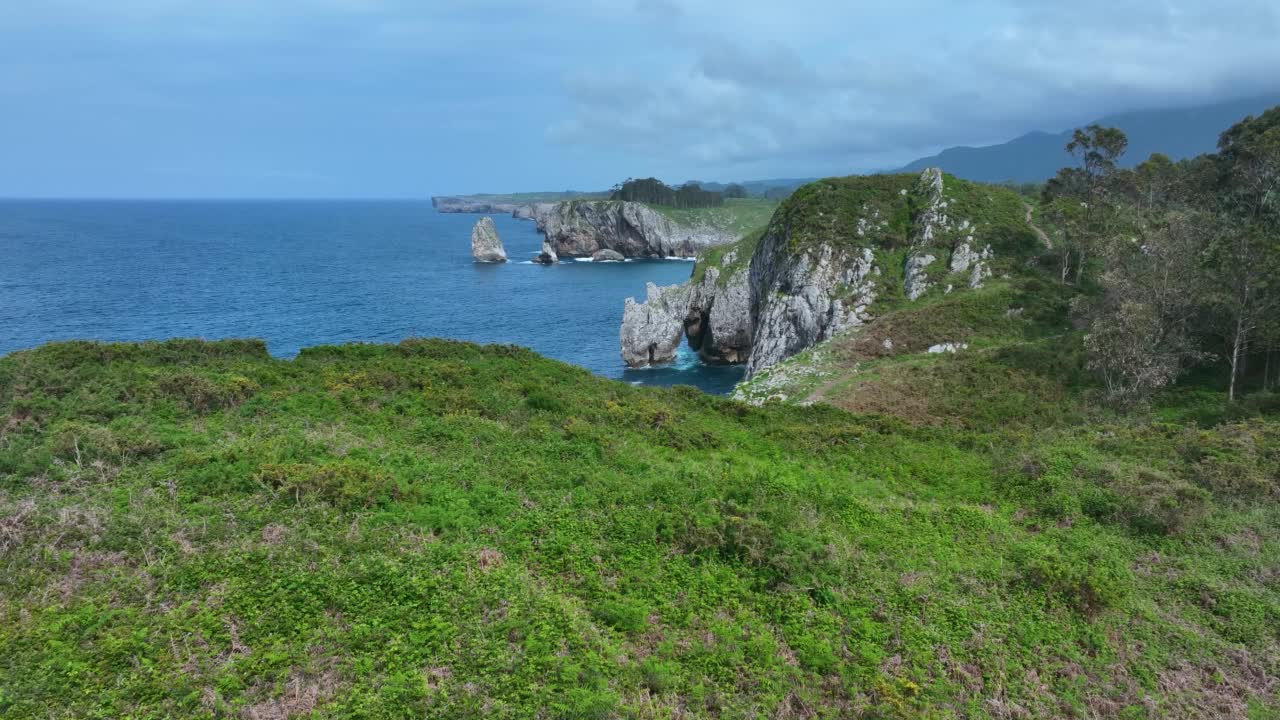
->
[550,0,1280,174]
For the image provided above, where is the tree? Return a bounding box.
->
[1205,109,1280,401]
[1080,212,1209,406]
[723,183,748,199]
[1065,125,1128,284]
[1043,126,1129,285]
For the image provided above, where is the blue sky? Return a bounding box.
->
[2,0,1278,198]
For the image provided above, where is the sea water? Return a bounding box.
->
[0,200,745,394]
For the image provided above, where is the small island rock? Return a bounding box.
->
[533,239,559,265]
[470,217,507,263]
[591,249,626,262]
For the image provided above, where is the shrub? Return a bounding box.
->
[1013,541,1130,617]
[157,371,258,413]
[258,462,401,510]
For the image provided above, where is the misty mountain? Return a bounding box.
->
[896,94,1280,183]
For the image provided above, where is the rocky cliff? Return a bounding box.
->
[536,201,738,259]
[620,169,1030,375]
[470,217,507,263]
[433,197,527,215]
[619,283,690,366]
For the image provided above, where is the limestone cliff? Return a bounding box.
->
[470,217,507,263]
[619,169,1032,377]
[619,283,690,366]
[537,201,737,259]
[433,197,526,215]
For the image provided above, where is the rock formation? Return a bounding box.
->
[620,283,690,367]
[744,243,877,376]
[470,217,507,263]
[617,168,1026,379]
[591,249,626,262]
[536,201,737,259]
[433,197,525,215]
[684,261,753,364]
[533,239,558,265]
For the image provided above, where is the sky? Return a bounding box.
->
[2,0,1279,198]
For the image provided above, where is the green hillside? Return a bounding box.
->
[1,338,1276,718]
[648,198,779,238]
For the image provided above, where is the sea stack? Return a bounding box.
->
[470,217,507,263]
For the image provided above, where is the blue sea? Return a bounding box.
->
[0,200,744,394]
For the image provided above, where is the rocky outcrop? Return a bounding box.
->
[513,203,556,222]
[620,283,690,366]
[904,253,937,301]
[744,242,878,377]
[591,249,626,262]
[470,217,507,263]
[433,197,525,215]
[537,201,736,259]
[616,168,1021,380]
[684,258,753,364]
[947,223,994,289]
[533,239,558,265]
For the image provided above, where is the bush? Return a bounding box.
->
[157,371,258,413]
[1013,541,1131,617]
[258,461,401,509]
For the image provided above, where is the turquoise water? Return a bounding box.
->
[0,200,744,394]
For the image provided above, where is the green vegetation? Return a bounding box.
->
[3,108,1278,719]
[611,178,726,209]
[691,228,765,287]
[649,198,779,240]
[1,337,1277,718]
[770,173,1034,269]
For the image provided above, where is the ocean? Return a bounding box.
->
[0,200,745,394]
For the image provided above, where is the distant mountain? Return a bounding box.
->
[693,178,816,195]
[896,94,1280,183]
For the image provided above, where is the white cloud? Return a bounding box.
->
[549,0,1280,174]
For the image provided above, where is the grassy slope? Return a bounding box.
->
[1,339,1277,718]
[648,198,779,239]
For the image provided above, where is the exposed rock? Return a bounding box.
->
[949,234,994,289]
[591,249,626,262]
[745,240,877,377]
[620,283,690,367]
[512,202,555,221]
[904,253,937,301]
[533,239,558,265]
[470,217,507,263]
[537,201,736,259]
[902,169,950,301]
[912,168,947,244]
[612,167,1022,384]
[433,197,524,214]
[927,342,968,354]
[685,265,753,364]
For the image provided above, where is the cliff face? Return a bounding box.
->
[684,250,753,364]
[433,197,526,214]
[744,242,877,376]
[620,169,1027,375]
[537,201,737,259]
[470,217,507,263]
[619,283,690,366]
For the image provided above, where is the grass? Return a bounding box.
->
[691,229,766,287]
[1,337,1277,718]
[647,198,779,238]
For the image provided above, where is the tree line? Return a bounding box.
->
[609,178,746,209]
[1042,108,1280,405]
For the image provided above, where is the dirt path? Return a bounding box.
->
[1024,202,1052,250]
